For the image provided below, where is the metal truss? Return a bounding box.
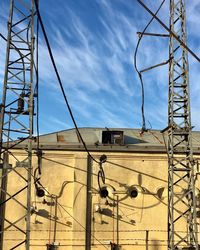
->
[0,0,35,249]
[168,0,198,249]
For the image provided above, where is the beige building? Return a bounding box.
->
[2,128,200,250]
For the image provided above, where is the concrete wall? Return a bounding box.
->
[1,150,200,250]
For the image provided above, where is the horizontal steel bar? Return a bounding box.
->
[137,31,169,37]
[137,0,200,62]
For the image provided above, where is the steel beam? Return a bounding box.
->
[168,0,198,249]
[0,1,35,249]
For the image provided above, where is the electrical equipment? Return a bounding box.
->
[36,186,45,198]
[99,186,109,198]
[100,154,107,163]
[17,93,25,113]
[128,186,138,198]
[99,185,115,199]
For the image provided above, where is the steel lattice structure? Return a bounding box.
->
[168,0,198,249]
[0,0,36,249]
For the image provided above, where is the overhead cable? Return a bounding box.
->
[33,0,108,201]
[33,0,101,165]
[137,0,200,63]
[34,7,42,178]
[33,179,109,250]
[134,0,166,132]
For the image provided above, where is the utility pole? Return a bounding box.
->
[168,0,198,249]
[0,0,36,249]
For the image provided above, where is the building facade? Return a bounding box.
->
[2,128,200,250]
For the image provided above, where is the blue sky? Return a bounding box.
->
[1,0,200,134]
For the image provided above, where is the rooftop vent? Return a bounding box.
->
[102,131,124,145]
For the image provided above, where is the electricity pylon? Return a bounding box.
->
[0,0,36,249]
[168,0,198,249]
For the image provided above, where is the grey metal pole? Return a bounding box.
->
[85,155,92,250]
[116,195,119,248]
[167,1,198,249]
[146,230,149,250]
[0,153,9,250]
[136,1,199,249]
[0,0,36,249]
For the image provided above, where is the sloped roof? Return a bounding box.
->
[26,127,200,153]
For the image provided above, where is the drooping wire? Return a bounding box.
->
[33,0,107,197]
[97,154,107,190]
[36,14,39,152]
[29,3,42,194]
[134,0,166,132]
[97,162,106,189]
[33,178,109,250]
[35,7,43,176]
[33,0,101,165]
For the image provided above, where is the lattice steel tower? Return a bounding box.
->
[168,0,198,249]
[0,0,36,249]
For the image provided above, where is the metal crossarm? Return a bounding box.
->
[0,1,36,249]
[168,0,198,249]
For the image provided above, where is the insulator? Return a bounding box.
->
[36,149,43,158]
[128,186,138,198]
[17,94,24,113]
[36,187,45,197]
[99,186,109,198]
[100,154,107,163]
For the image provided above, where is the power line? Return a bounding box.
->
[33,0,100,165]
[137,0,200,63]
[34,4,42,179]
[33,0,107,196]
[36,11,40,152]
[31,4,109,247]
[134,0,166,132]
[32,178,109,250]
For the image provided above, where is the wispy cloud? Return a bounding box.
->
[35,0,200,131]
[1,0,200,133]
[35,0,141,132]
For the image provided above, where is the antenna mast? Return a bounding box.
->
[0,0,36,249]
[168,0,198,249]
